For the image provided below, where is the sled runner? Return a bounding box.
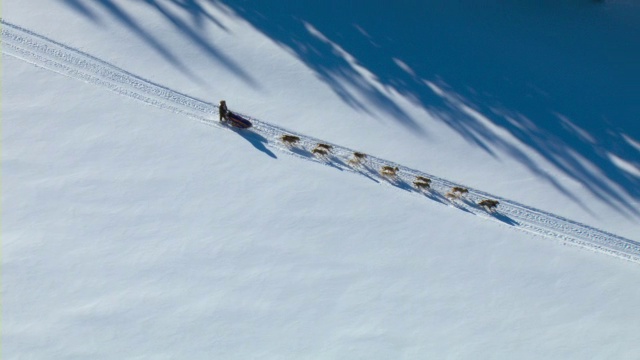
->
[225,112,252,129]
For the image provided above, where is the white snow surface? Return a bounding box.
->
[3,1,640,358]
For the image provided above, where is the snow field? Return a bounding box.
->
[4,1,640,358]
[3,19,638,262]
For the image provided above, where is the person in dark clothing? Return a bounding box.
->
[219,100,229,122]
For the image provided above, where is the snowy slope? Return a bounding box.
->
[6,52,640,360]
[3,19,638,262]
[4,1,640,359]
[5,0,640,240]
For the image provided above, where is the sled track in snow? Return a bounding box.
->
[3,20,639,264]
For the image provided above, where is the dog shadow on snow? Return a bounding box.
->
[491,212,519,226]
[462,199,519,226]
[289,146,351,173]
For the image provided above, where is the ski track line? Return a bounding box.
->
[3,20,639,264]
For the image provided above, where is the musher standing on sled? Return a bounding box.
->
[218,100,252,129]
[219,100,229,123]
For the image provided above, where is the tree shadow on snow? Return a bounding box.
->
[61,0,258,87]
[60,0,640,220]
[207,0,640,220]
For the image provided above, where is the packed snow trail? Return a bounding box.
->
[3,20,639,263]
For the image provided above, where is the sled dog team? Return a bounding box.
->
[277,132,499,212]
[220,100,499,212]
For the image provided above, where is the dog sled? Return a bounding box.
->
[224,111,252,129]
